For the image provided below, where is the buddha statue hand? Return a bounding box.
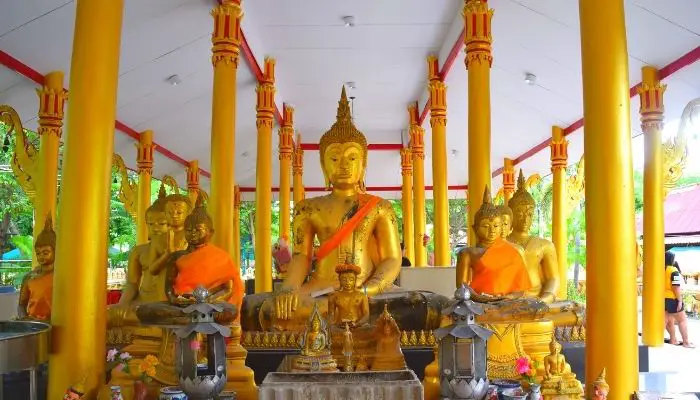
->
[274,289,299,320]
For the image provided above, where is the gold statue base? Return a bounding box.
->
[483,319,554,380]
[292,353,338,373]
[541,374,584,400]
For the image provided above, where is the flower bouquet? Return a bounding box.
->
[515,356,540,399]
[134,354,159,400]
[272,237,292,273]
[106,348,131,374]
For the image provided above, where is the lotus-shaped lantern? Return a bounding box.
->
[440,377,490,400]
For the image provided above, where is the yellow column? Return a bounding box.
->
[400,147,415,265]
[427,55,450,266]
[292,133,305,205]
[209,0,241,257]
[47,0,124,397]
[278,105,294,241]
[186,160,200,204]
[579,0,638,396]
[409,103,427,267]
[640,66,666,347]
[464,0,494,246]
[34,71,67,235]
[550,126,569,300]
[502,158,515,203]
[234,185,241,268]
[136,130,155,244]
[254,58,276,293]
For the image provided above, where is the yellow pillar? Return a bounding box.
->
[254,58,276,293]
[234,185,241,268]
[427,56,450,266]
[550,126,569,300]
[186,159,200,204]
[136,130,155,244]
[292,133,305,205]
[579,0,638,396]
[47,0,124,397]
[640,66,666,347]
[409,103,427,267]
[279,105,294,241]
[400,147,415,265]
[209,0,241,257]
[34,71,67,236]
[464,0,494,246]
[502,158,515,203]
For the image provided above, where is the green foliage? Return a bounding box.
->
[566,280,586,303]
[10,235,33,258]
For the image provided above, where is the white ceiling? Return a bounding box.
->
[0,0,698,201]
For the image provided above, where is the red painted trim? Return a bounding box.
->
[299,143,403,151]
[491,45,700,178]
[239,184,468,193]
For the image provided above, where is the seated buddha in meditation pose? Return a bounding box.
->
[456,187,532,297]
[247,86,402,331]
[371,304,406,371]
[17,215,55,321]
[507,171,559,303]
[541,336,583,397]
[293,302,337,372]
[327,254,370,327]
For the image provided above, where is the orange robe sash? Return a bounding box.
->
[27,272,53,320]
[174,244,244,308]
[470,239,532,296]
[315,194,381,261]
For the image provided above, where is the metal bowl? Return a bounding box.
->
[0,320,50,374]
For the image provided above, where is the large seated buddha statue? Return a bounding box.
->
[241,87,447,333]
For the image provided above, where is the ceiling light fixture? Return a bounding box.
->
[342,16,356,27]
[166,74,182,86]
[524,72,537,85]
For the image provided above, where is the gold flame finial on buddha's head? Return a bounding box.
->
[508,170,535,210]
[473,186,500,225]
[185,192,213,230]
[35,214,56,250]
[149,182,168,212]
[319,86,368,168]
[593,368,609,390]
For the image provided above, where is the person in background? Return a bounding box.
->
[400,243,411,267]
[664,251,694,348]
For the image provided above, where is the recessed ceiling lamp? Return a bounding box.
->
[342,16,356,27]
[166,74,182,86]
[524,72,537,85]
[345,81,356,90]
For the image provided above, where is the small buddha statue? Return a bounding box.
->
[370,304,406,371]
[17,215,55,321]
[592,368,609,400]
[456,187,532,297]
[342,322,354,371]
[543,337,571,380]
[507,171,559,303]
[327,256,370,327]
[541,336,583,399]
[292,302,338,372]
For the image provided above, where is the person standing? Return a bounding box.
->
[664,251,694,348]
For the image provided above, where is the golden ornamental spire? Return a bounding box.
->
[337,85,352,123]
[35,214,56,249]
[474,185,499,224]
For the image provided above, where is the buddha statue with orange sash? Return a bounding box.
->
[242,86,403,332]
[17,215,55,321]
[456,187,532,297]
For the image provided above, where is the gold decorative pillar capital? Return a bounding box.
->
[408,103,425,160]
[279,105,294,161]
[292,133,305,204]
[638,68,666,132]
[409,102,427,266]
[502,158,515,201]
[550,126,569,171]
[136,130,155,175]
[427,55,447,128]
[463,0,494,68]
[211,0,242,67]
[278,103,294,242]
[187,160,200,191]
[400,147,415,265]
[400,148,413,177]
[256,57,276,129]
[36,72,68,139]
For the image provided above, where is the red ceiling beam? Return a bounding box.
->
[490,45,700,178]
[238,184,469,193]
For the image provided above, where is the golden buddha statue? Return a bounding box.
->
[17,215,55,321]
[507,171,559,303]
[342,322,354,371]
[540,336,583,399]
[243,86,406,332]
[497,205,514,239]
[592,368,609,400]
[292,302,338,372]
[370,304,406,371]
[456,187,532,297]
[327,256,370,327]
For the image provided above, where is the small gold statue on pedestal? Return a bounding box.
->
[17,215,55,321]
[328,257,370,327]
[371,304,406,371]
[540,337,583,399]
[292,303,338,372]
[592,368,609,400]
[342,323,354,372]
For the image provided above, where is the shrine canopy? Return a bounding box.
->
[0,1,699,200]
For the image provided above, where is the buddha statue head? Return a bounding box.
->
[184,194,213,248]
[508,170,536,234]
[336,253,362,291]
[497,205,513,238]
[319,86,368,192]
[165,192,193,229]
[34,215,56,269]
[592,368,609,400]
[472,186,502,247]
[146,183,169,239]
[549,335,562,355]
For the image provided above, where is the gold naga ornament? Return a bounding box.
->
[1,105,38,202]
[111,154,138,221]
[663,98,698,196]
[495,173,541,205]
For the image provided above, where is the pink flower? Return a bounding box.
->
[190,340,202,351]
[114,363,125,373]
[107,348,118,362]
[515,357,530,375]
[119,352,131,360]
